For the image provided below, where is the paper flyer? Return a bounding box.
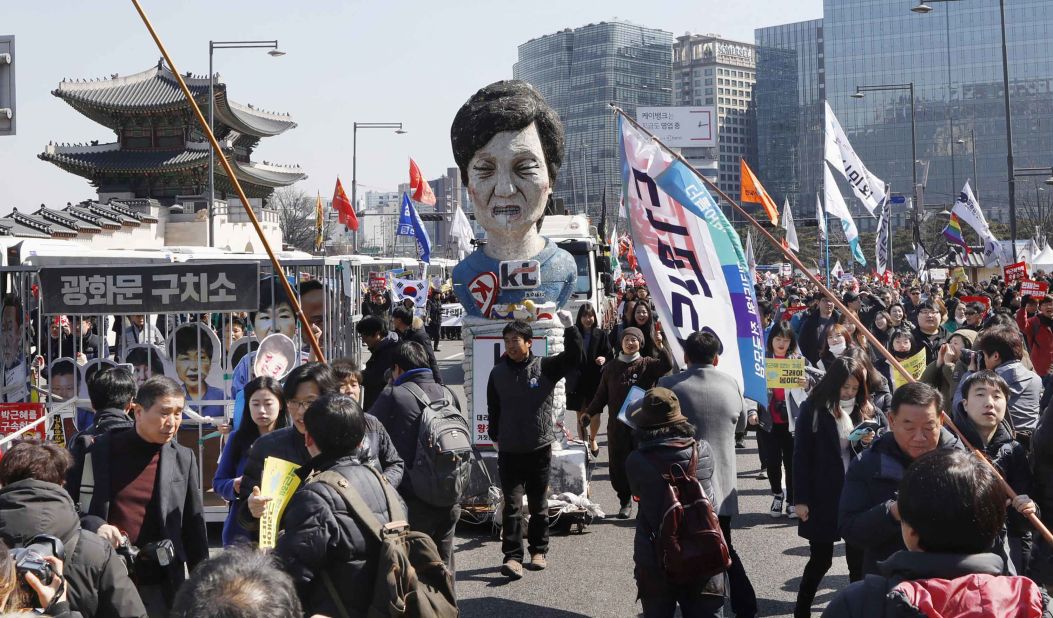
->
[258,456,302,549]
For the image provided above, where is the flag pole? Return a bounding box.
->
[610,103,1053,546]
[129,0,324,362]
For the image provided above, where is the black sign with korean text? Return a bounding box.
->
[38,263,260,315]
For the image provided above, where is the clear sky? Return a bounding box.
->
[0,0,821,212]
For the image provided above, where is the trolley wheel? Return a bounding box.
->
[576,521,585,534]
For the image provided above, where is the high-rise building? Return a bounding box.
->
[755,19,824,216]
[514,21,673,226]
[823,0,1053,229]
[672,34,756,206]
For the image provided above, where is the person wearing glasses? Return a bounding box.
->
[910,301,947,365]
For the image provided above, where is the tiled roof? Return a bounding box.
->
[39,142,208,173]
[66,205,121,230]
[233,160,307,188]
[53,62,296,138]
[108,199,161,223]
[35,206,98,233]
[0,217,55,239]
[85,202,140,226]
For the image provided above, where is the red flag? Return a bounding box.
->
[332,178,358,231]
[409,158,437,206]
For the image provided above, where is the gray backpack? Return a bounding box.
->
[401,382,473,507]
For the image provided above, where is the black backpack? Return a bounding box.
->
[401,382,473,507]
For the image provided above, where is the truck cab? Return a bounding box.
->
[538,215,613,326]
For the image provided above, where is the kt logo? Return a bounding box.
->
[499,260,541,290]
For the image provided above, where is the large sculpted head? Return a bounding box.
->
[451,80,564,241]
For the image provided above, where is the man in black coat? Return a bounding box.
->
[369,341,461,570]
[838,382,962,577]
[0,441,147,618]
[798,295,839,365]
[391,306,443,385]
[66,376,208,613]
[274,394,405,616]
[67,366,137,497]
[356,315,403,411]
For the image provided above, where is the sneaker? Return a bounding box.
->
[528,553,547,571]
[756,470,768,480]
[617,501,632,519]
[501,560,524,580]
[735,436,746,449]
[769,494,785,518]
[787,505,798,519]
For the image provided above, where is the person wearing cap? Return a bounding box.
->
[625,387,724,617]
[658,330,756,618]
[585,325,673,519]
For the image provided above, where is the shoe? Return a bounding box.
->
[787,505,798,519]
[527,553,547,571]
[501,560,523,580]
[617,502,632,519]
[769,494,785,518]
[735,438,746,449]
[589,442,600,458]
[757,470,768,480]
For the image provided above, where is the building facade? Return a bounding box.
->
[823,0,1053,229]
[755,19,824,218]
[672,34,757,211]
[514,21,673,227]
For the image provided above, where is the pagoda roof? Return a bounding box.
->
[53,61,296,138]
[39,142,306,190]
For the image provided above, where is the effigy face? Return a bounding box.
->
[450,81,575,320]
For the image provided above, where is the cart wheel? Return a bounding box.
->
[576,521,585,534]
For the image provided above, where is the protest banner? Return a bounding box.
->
[440,303,464,327]
[367,272,387,293]
[471,337,546,446]
[892,348,927,391]
[0,403,45,440]
[258,456,302,549]
[765,358,806,389]
[1021,280,1050,296]
[1005,261,1028,283]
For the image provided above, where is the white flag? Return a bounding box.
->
[449,204,475,260]
[816,192,827,241]
[951,181,1002,265]
[875,193,890,275]
[781,198,799,252]
[823,164,866,266]
[831,260,845,280]
[746,229,757,275]
[824,101,886,215]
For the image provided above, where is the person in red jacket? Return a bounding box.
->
[1016,294,1053,376]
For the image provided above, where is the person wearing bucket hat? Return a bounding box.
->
[625,387,725,616]
[585,325,673,519]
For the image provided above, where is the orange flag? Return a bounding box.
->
[332,178,358,231]
[409,158,437,206]
[740,159,779,226]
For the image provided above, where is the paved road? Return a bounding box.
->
[419,341,850,618]
[204,337,846,616]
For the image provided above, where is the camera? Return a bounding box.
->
[11,534,64,593]
[960,349,977,366]
[116,536,175,577]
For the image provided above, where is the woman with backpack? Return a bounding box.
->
[213,377,288,546]
[792,356,874,618]
[625,387,725,618]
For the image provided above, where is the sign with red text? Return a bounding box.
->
[0,403,45,439]
[1020,280,1050,297]
[1005,261,1028,283]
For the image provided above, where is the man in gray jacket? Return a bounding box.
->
[659,330,757,618]
[487,317,582,580]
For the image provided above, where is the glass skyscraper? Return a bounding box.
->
[514,21,673,224]
[755,19,824,216]
[823,0,1053,230]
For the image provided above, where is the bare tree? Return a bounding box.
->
[272,187,329,253]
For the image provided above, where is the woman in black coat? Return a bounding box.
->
[792,356,873,618]
[626,387,724,618]
[566,303,612,457]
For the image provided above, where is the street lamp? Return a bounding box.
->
[912,0,1018,259]
[956,130,980,198]
[208,39,284,248]
[352,122,405,253]
[852,83,919,247]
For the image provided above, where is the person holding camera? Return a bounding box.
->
[0,440,146,617]
[66,376,207,614]
[0,541,76,617]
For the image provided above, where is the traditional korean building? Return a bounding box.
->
[29,59,302,250]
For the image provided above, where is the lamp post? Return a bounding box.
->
[957,128,978,198]
[912,0,1018,259]
[208,40,284,248]
[351,122,405,253]
[852,82,918,247]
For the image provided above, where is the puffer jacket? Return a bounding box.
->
[274,454,404,617]
[0,479,147,618]
[585,346,674,441]
[1018,307,1053,377]
[821,552,1053,618]
[838,429,964,575]
[237,426,310,532]
[625,431,724,599]
[362,332,401,411]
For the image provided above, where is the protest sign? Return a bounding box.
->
[892,348,927,391]
[1005,261,1028,283]
[1021,280,1050,297]
[259,456,302,549]
[0,403,45,440]
[765,358,806,389]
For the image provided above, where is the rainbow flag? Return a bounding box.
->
[943,213,970,254]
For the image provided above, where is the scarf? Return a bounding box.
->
[617,351,641,363]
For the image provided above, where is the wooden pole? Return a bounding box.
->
[611,104,1053,545]
[129,0,324,362]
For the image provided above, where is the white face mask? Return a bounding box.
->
[829,340,846,356]
[839,398,856,413]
